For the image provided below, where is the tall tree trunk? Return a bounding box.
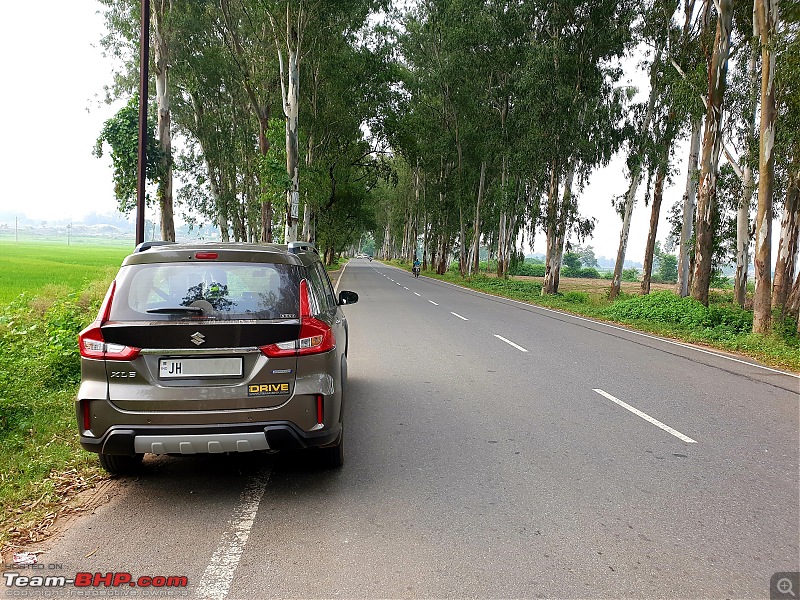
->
[544,164,575,294]
[257,117,273,242]
[209,162,229,242]
[773,170,800,315]
[610,55,660,300]
[152,0,175,242]
[497,156,508,278]
[753,0,778,333]
[542,162,560,293]
[677,118,702,296]
[691,0,734,306]
[471,160,486,276]
[641,163,667,295]
[734,27,760,306]
[282,45,300,243]
[609,173,642,300]
[786,270,800,333]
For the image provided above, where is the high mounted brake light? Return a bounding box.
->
[78,280,141,361]
[259,279,335,358]
[195,252,219,260]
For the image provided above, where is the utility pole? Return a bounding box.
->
[136,0,150,246]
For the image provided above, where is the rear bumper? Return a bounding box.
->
[80,421,341,455]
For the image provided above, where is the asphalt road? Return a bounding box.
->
[5,259,799,599]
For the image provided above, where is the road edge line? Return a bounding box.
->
[378,264,799,380]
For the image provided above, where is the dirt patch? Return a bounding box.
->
[1,471,117,564]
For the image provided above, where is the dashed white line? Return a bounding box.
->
[428,300,439,306]
[414,292,421,297]
[418,272,798,379]
[451,312,468,321]
[195,469,270,599]
[402,286,408,290]
[593,389,697,444]
[494,335,528,352]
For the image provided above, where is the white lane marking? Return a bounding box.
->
[396,282,402,286]
[428,300,439,306]
[494,335,528,352]
[402,286,408,290]
[334,260,350,294]
[414,273,799,379]
[414,292,421,296]
[195,469,270,600]
[451,312,468,321]
[593,389,698,444]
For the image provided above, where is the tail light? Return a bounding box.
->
[260,280,335,358]
[316,394,324,425]
[78,281,141,361]
[81,400,91,432]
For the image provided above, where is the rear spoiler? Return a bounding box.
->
[134,241,177,253]
[287,241,319,255]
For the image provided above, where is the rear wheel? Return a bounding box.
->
[318,429,344,468]
[98,452,143,476]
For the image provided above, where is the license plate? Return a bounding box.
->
[158,357,243,379]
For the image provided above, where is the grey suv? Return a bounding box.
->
[76,241,358,474]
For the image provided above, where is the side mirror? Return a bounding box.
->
[338,290,359,305]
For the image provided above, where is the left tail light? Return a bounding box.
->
[78,280,140,361]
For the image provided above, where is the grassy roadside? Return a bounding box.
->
[0,271,118,551]
[384,260,800,373]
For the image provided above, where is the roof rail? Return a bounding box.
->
[135,241,177,253]
[287,241,319,255]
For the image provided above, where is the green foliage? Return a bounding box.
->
[562,251,582,270]
[558,291,591,304]
[658,253,678,283]
[603,291,753,335]
[561,267,601,279]
[622,267,639,282]
[93,95,163,213]
[510,263,546,277]
[0,281,107,544]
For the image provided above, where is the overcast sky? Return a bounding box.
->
[0,1,717,263]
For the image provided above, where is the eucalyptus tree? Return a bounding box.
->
[752,0,779,332]
[691,0,734,306]
[512,0,634,295]
[770,0,799,321]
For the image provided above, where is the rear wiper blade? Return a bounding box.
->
[146,306,204,314]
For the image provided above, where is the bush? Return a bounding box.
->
[562,267,600,279]
[603,290,753,335]
[559,291,590,304]
[622,268,639,282]
[511,263,546,277]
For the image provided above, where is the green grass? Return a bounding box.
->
[0,247,120,548]
[384,260,800,372]
[0,242,131,306]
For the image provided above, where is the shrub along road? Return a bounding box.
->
[7,259,798,599]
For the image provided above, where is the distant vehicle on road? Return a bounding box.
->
[76,241,358,474]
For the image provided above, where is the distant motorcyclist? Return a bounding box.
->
[412,258,421,277]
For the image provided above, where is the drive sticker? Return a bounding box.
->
[248,382,291,396]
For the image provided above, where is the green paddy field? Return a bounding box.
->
[0,241,132,306]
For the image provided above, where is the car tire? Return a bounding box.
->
[98,453,144,476]
[319,429,344,469]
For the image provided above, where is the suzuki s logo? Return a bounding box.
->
[190,332,206,346]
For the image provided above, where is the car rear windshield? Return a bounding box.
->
[109,262,302,321]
